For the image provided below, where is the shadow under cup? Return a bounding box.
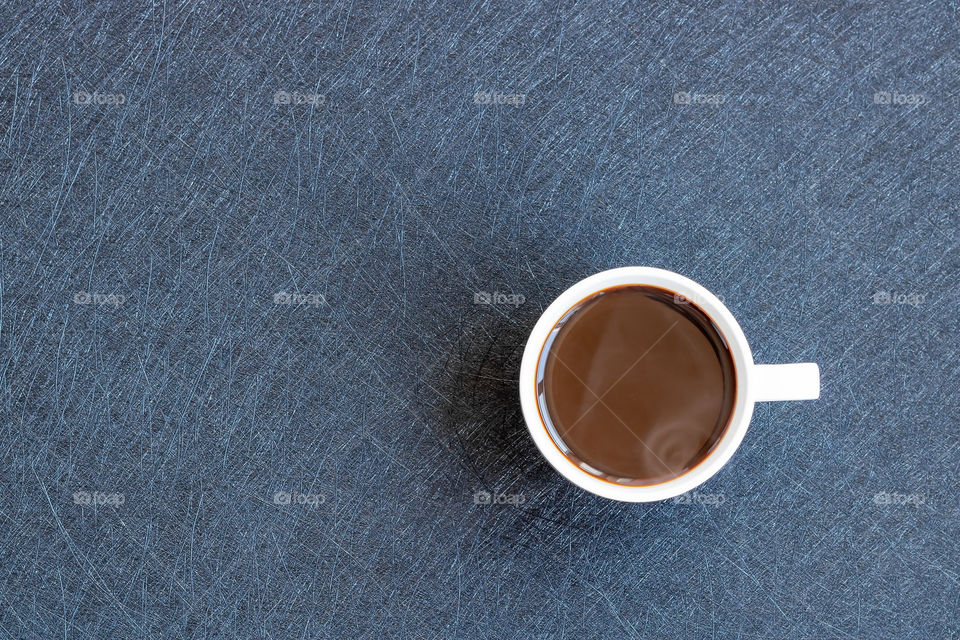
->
[535,285,737,486]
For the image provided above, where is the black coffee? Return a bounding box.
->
[537,285,736,485]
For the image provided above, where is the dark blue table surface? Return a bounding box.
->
[2,1,958,638]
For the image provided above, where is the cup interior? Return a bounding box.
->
[519,267,756,502]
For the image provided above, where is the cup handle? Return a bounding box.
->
[752,363,820,401]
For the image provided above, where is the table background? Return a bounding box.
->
[2,1,958,638]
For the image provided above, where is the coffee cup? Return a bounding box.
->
[519,267,820,502]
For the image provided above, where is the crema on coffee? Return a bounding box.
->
[536,285,736,485]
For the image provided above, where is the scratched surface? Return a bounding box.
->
[1,1,958,638]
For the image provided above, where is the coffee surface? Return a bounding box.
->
[538,285,736,484]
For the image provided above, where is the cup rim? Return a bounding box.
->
[519,267,757,502]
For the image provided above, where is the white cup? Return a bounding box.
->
[519,267,820,502]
